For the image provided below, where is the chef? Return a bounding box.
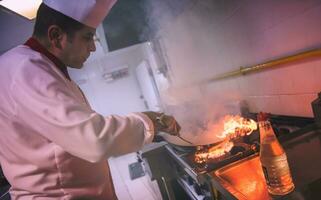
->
[0,0,180,199]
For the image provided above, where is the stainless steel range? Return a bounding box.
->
[142,139,259,200]
[141,93,321,200]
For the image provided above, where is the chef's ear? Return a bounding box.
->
[47,25,64,49]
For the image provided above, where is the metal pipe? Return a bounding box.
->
[203,48,321,84]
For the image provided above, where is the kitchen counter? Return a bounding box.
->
[210,124,321,200]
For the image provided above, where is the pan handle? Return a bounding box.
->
[177,135,193,145]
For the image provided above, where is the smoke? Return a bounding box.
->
[142,0,245,141]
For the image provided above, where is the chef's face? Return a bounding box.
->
[61,26,96,68]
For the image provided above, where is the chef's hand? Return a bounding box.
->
[142,111,181,136]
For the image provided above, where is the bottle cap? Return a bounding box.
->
[257,112,270,122]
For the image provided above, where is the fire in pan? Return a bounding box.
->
[160,115,258,163]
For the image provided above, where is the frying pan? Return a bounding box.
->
[158,113,227,147]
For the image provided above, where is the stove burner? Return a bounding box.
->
[141,111,315,200]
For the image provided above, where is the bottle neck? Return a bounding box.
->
[259,121,277,143]
[259,120,285,155]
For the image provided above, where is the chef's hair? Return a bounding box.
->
[33,3,85,39]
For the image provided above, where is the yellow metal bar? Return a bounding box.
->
[204,48,321,84]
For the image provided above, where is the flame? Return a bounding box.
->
[217,115,257,139]
[195,139,234,163]
[194,115,257,164]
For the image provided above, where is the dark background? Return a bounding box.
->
[103,0,193,51]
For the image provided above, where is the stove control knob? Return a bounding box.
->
[187,176,194,185]
[202,196,211,200]
[193,183,202,195]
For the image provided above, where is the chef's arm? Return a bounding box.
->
[12,101,154,162]
[11,64,156,163]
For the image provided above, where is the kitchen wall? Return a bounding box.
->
[151,0,321,118]
[69,42,158,116]
[0,8,34,54]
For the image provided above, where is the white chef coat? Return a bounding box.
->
[0,39,154,199]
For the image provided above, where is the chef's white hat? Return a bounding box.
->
[43,0,117,28]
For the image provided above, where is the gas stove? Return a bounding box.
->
[141,107,317,200]
[163,139,259,200]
